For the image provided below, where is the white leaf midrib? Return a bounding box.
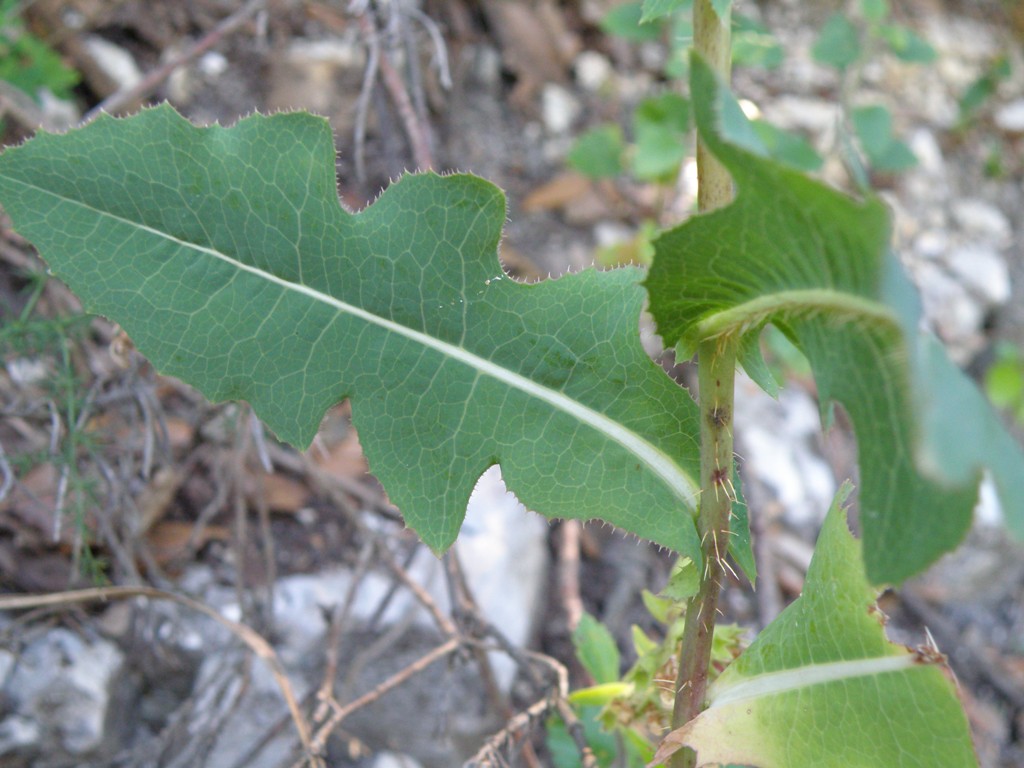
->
[709,654,919,709]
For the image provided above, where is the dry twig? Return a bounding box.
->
[82,0,267,122]
[294,636,462,767]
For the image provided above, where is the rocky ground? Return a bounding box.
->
[0,1,1023,766]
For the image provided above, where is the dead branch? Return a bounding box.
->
[82,0,267,122]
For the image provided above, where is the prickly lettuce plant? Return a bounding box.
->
[0,1,1019,765]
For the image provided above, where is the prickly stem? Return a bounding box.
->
[668,2,734,766]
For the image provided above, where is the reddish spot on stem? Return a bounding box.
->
[709,404,729,428]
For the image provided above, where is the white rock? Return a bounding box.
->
[82,35,143,91]
[0,716,39,753]
[994,99,1024,133]
[455,466,550,689]
[975,472,1003,527]
[219,469,548,689]
[913,261,986,360]
[924,15,999,65]
[198,51,229,78]
[734,377,836,527]
[575,50,613,92]
[950,198,1012,246]
[5,357,49,387]
[763,95,839,136]
[593,221,634,249]
[906,128,945,176]
[913,230,949,261]
[373,752,425,768]
[0,629,125,756]
[541,83,581,135]
[945,245,1012,306]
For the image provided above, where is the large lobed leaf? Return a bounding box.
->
[646,56,1024,584]
[0,105,754,573]
[652,483,978,767]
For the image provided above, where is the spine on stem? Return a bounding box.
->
[668,1,734,766]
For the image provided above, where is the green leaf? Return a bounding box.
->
[652,484,979,767]
[664,13,696,79]
[567,681,632,706]
[0,14,79,100]
[547,706,620,768]
[852,105,918,171]
[812,14,861,70]
[751,120,823,171]
[710,0,732,20]
[602,3,663,41]
[859,0,890,24]
[635,92,692,135]
[631,93,692,181]
[957,55,1011,125]
[0,104,732,567]
[640,0,690,24]
[573,613,621,685]
[568,124,626,179]
[879,24,937,63]
[985,343,1024,409]
[646,57,1024,584]
[731,14,784,69]
[985,357,1024,409]
[660,556,699,601]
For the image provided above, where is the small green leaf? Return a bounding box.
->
[853,105,918,171]
[731,15,784,69]
[635,92,692,134]
[664,13,696,78]
[751,120,823,171]
[631,625,658,657]
[647,56,1024,583]
[640,0,690,24]
[652,485,979,767]
[0,12,79,100]
[879,24,937,63]
[859,0,890,23]
[957,56,1011,124]
[632,126,687,180]
[641,589,675,624]
[812,14,861,70]
[661,556,699,601]
[602,2,663,41]
[547,706,621,768]
[631,93,692,181]
[568,124,625,179]
[573,613,621,684]
[710,0,732,20]
[986,357,1024,409]
[567,682,633,706]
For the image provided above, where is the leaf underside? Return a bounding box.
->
[652,484,978,767]
[646,56,1024,584]
[0,104,755,574]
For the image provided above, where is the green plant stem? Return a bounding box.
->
[669,338,737,768]
[669,2,734,766]
[693,0,732,214]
